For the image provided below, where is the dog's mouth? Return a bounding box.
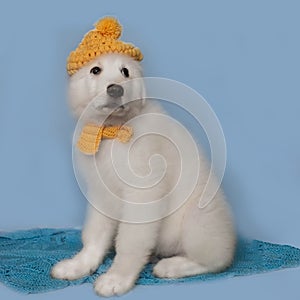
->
[96,103,129,115]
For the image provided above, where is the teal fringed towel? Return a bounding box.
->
[0,228,300,294]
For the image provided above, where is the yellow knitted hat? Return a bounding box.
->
[67,17,143,75]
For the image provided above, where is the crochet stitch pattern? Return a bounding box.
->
[67,17,143,75]
[0,228,299,294]
[77,123,133,155]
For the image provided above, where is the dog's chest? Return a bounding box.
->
[94,139,129,180]
[76,130,181,201]
[94,134,178,179]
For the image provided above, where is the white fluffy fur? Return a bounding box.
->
[51,53,236,296]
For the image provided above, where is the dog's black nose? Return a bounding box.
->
[107,84,124,98]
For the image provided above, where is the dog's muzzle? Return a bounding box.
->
[93,84,128,113]
[107,84,124,98]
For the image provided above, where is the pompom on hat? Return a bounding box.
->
[67,17,143,75]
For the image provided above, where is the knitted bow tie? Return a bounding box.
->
[77,123,133,155]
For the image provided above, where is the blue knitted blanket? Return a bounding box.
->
[0,228,299,294]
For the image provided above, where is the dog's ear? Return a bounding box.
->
[68,75,91,119]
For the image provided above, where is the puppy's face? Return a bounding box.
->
[68,53,145,120]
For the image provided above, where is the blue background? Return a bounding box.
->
[0,0,299,299]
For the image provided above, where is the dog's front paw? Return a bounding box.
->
[94,272,135,297]
[51,258,94,280]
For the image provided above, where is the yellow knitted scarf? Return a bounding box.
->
[77,124,133,155]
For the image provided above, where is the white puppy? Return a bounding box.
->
[51,53,236,297]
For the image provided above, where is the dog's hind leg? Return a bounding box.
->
[153,256,211,278]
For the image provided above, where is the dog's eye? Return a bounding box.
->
[90,66,102,75]
[120,67,129,78]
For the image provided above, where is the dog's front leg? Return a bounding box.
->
[51,204,117,280]
[94,221,159,296]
